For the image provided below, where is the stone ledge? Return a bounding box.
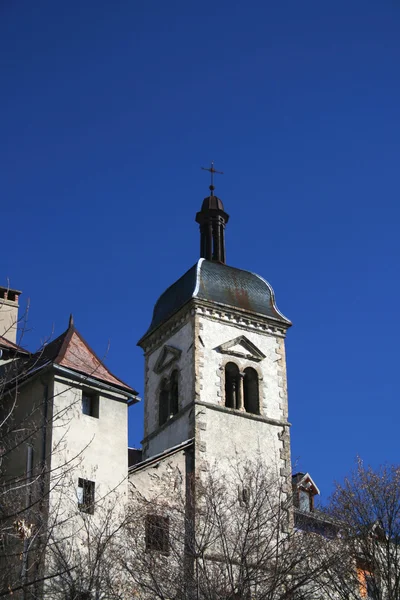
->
[195,400,291,427]
[141,401,193,445]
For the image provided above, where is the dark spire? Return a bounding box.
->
[69,313,74,328]
[196,162,229,264]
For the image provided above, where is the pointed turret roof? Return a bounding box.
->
[2,318,137,396]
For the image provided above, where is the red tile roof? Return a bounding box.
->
[57,328,136,394]
[19,322,137,395]
[0,335,29,354]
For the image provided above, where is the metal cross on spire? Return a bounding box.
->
[201,160,223,194]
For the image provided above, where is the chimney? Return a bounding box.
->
[0,285,21,344]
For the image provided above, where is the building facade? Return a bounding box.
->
[129,182,298,563]
[1,179,329,599]
[0,305,138,597]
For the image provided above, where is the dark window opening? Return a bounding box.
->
[239,486,250,506]
[77,478,95,514]
[170,370,179,416]
[243,367,259,414]
[145,514,169,553]
[159,378,169,426]
[82,392,99,418]
[225,362,240,409]
[158,372,179,427]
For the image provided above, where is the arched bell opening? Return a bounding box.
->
[243,367,259,415]
[169,370,179,417]
[159,378,169,426]
[225,362,240,409]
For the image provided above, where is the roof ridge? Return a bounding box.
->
[55,324,75,363]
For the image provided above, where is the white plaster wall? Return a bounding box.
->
[198,316,286,421]
[144,319,194,446]
[49,376,128,516]
[146,413,191,457]
[199,405,285,477]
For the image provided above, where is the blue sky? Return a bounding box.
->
[2,0,400,501]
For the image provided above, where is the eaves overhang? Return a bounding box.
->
[53,364,140,403]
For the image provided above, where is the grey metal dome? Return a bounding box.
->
[200,195,225,212]
[139,259,291,342]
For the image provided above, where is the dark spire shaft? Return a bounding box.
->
[198,217,226,262]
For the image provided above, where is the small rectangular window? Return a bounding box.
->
[82,392,99,418]
[77,478,95,514]
[238,486,250,505]
[242,487,250,505]
[145,514,169,553]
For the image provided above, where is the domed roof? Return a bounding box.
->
[139,259,291,342]
[201,195,225,212]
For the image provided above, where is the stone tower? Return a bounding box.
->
[137,180,292,483]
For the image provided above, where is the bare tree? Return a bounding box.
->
[122,459,337,600]
[0,341,86,596]
[321,458,400,600]
[0,295,133,598]
[41,489,128,600]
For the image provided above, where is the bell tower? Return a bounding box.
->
[138,168,292,486]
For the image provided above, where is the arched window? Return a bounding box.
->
[170,370,179,417]
[158,371,179,427]
[225,362,240,409]
[159,378,169,426]
[243,367,259,415]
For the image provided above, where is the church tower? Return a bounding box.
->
[137,170,292,483]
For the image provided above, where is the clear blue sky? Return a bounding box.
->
[2,0,400,501]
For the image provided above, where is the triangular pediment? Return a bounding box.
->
[215,336,266,362]
[153,344,182,374]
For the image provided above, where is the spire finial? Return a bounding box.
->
[69,313,74,328]
[201,160,223,196]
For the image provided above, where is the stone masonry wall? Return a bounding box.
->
[143,317,195,458]
[194,307,291,486]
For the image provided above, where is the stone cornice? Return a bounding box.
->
[139,296,289,353]
[195,400,291,428]
[141,401,193,445]
[139,303,193,354]
[192,299,289,338]
[142,397,290,448]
